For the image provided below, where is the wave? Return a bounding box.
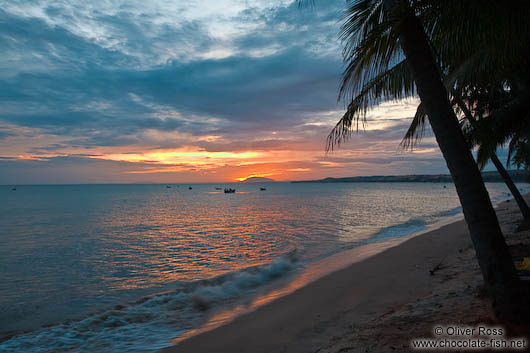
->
[431,206,462,218]
[372,205,465,242]
[369,217,428,242]
[0,251,299,353]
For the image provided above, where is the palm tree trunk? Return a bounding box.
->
[387,0,524,321]
[489,154,530,219]
[456,98,530,221]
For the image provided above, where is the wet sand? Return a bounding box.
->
[161,219,475,352]
[161,196,530,353]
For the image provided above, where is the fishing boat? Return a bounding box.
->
[224,188,236,194]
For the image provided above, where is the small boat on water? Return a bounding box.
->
[166,185,171,188]
[215,187,222,190]
[189,187,193,190]
[11,187,16,191]
[224,188,236,194]
[260,187,266,191]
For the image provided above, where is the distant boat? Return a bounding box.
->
[260,187,267,191]
[224,188,236,193]
[215,187,222,190]
[189,187,193,190]
[166,185,171,188]
[11,187,16,191]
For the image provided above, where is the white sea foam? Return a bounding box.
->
[0,252,298,353]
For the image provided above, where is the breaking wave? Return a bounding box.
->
[370,217,428,241]
[0,251,298,353]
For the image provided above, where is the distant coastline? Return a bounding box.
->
[292,170,530,183]
[239,177,275,183]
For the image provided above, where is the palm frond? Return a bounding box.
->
[326,59,415,151]
[339,0,402,104]
[323,0,530,161]
[400,103,427,150]
[468,92,530,167]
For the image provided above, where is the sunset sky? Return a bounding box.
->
[0,0,497,184]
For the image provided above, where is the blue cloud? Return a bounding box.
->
[1,2,345,150]
[0,1,452,184]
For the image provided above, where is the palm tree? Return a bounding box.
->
[456,97,530,223]
[334,68,530,224]
[402,85,530,223]
[379,0,524,321]
[457,85,530,176]
[302,0,529,321]
[328,1,530,223]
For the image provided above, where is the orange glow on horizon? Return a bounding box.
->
[0,99,438,183]
[235,173,275,182]
[93,149,260,166]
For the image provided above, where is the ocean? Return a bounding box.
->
[0,182,526,352]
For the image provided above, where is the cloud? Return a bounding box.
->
[1,2,345,150]
[0,1,450,183]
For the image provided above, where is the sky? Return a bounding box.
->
[0,0,461,184]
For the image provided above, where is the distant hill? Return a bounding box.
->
[292,170,530,183]
[240,177,275,183]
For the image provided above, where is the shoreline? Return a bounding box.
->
[160,196,530,353]
[162,204,467,349]
[167,223,448,347]
[0,202,466,348]
[161,220,471,353]
[2,187,525,352]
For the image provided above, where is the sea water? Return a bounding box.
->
[0,182,526,352]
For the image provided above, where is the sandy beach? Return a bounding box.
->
[161,197,530,353]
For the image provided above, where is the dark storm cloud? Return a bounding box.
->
[234,2,340,53]
[0,130,15,140]
[132,47,341,121]
[0,2,344,149]
[1,1,454,184]
[0,9,138,73]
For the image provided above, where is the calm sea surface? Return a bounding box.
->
[0,182,526,352]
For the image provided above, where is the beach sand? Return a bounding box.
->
[161,197,530,353]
